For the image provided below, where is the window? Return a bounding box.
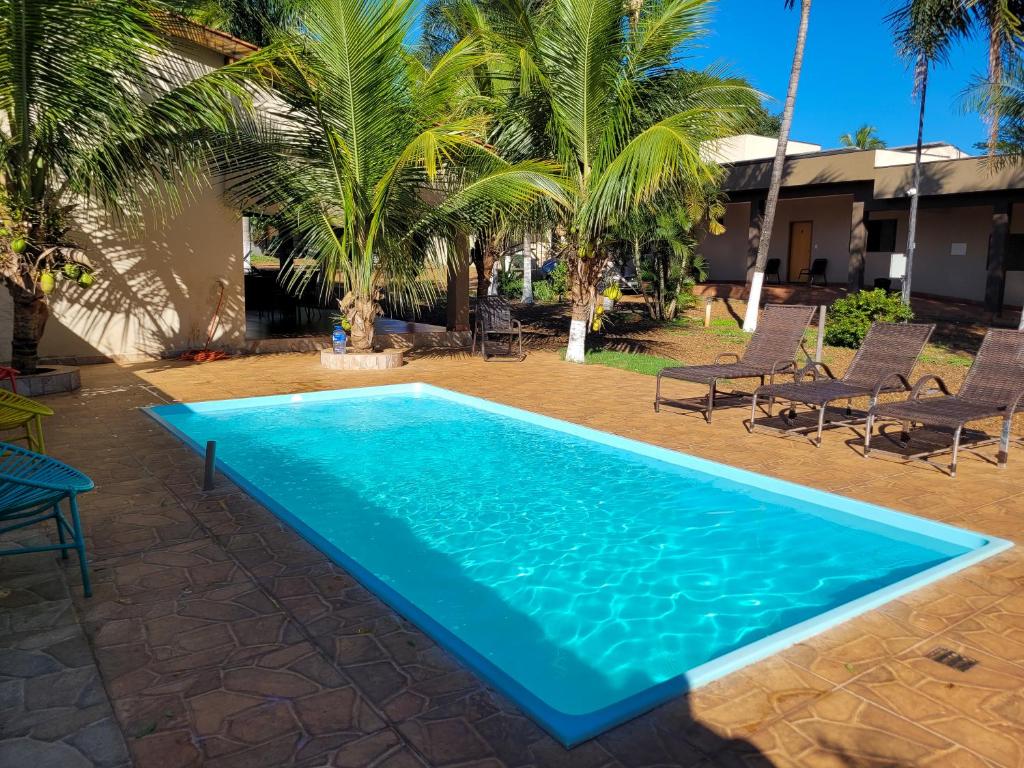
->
[866,219,898,252]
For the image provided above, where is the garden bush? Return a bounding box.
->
[532,280,556,302]
[823,289,914,348]
[497,269,523,299]
[549,260,569,298]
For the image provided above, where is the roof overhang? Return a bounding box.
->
[157,13,258,61]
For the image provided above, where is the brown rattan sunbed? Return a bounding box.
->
[749,322,935,445]
[654,304,816,422]
[865,328,1024,477]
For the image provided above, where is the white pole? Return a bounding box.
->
[242,216,252,274]
[521,232,534,304]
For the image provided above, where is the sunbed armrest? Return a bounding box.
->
[767,358,797,386]
[870,371,912,399]
[713,352,740,364]
[793,361,835,383]
[909,374,951,400]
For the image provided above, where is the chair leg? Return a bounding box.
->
[998,417,1011,468]
[55,504,68,560]
[864,413,874,456]
[68,495,91,598]
[815,404,827,447]
[749,391,759,433]
[950,426,963,478]
[706,382,715,424]
[654,373,662,413]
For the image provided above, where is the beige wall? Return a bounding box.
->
[0,36,246,364]
[0,182,244,363]
[864,207,992,302]
[702,195,859,286]
[700,202,750,281]
[766,195,853,284]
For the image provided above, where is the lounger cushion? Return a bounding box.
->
[871,396,1007,429]
[659,364,772,385]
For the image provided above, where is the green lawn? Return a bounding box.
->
[563,348,682,376]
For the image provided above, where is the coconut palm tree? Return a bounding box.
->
[839,124,888,149]
[892,0,1024,155]
[215,0,564,352]
[741,0,812,333]
[888,1,960,305]
[519,0,758,361]
[0,0,253,372]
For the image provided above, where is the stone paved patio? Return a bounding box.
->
[2,349,1024,767]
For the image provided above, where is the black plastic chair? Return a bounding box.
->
[798,258,828,286]
[765,258,782,284]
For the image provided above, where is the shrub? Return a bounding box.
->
[824,289,914,348]
[532,280,556,302]
[497,268,523,299]
[550,260,569,297]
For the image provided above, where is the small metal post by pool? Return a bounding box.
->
[203,440,217,491]
[815,305,826,363]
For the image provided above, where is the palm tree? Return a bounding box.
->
[892,0,1024,155]
[215,0,563,352]
[520,0,758,361]
[742,0,812,333]
[889,1,959,305]
[0,0,252,372]
[839,124,887,149]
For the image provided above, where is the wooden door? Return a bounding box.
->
[788,221,813,281]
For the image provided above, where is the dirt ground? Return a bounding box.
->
[503,294,981,391]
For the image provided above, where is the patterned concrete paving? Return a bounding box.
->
[2,349,1024,767]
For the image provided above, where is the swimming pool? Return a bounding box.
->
[148,383,1011,746]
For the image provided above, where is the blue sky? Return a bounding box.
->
[687,1,991,152]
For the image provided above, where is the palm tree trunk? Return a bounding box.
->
[8,285,48,374]
[742,0,812,332]
[472,236,497,296]
[564,249,601,363]
[345,294,378,352]
[902,55,929,306]
[521,232,534,304]
[987,8,1003,156]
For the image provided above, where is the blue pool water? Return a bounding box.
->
[148,384,1010,745]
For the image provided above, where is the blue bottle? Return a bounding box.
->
[332,325,348,354]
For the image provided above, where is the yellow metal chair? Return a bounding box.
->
[0,390,53,453]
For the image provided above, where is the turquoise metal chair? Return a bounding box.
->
[0,442,94,596]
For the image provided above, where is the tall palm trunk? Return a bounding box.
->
[903,54,929,306]
[987,6,1004,155]
[742,0,812,332]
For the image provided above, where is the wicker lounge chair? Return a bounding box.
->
[0,442,94,596]
[749,322,934,446]
[655,304,816,422]
[865,329,1024,477]
[472,296,523,361]
[0,389,53,453]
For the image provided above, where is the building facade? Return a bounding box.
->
[700,135,1024,311]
